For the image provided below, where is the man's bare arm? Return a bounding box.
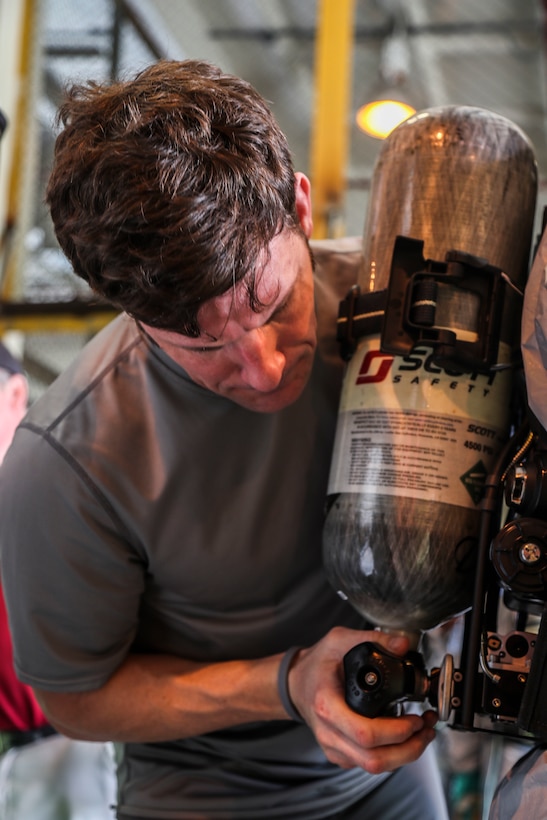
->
[35,626,438,775]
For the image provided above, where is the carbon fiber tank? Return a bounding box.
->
[323,106,538,638]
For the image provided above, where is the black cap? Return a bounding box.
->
[0,342,24,375]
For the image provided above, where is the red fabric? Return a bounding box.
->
[0,583,48,731]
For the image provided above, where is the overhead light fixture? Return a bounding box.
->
[356,4,416,139]
[356,95,415,139]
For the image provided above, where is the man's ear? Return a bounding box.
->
[294,173,313,238]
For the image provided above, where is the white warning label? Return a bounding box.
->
[327,338,512,508]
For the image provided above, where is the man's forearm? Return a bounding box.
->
[34,627,439,776]
[35,651,287,742]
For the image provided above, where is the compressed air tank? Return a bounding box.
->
[323,106,537,639]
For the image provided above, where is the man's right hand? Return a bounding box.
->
[286,626,439,774]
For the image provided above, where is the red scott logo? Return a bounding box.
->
[354,345,498,391]
[356,350,394,384]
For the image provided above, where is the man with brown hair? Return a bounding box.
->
[0,61,447,818]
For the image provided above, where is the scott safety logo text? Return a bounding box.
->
[356,346,497,392]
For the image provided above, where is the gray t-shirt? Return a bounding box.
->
[0,240,388,818]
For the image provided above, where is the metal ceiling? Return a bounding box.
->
[131,0,547,237]
[38,0,547,238]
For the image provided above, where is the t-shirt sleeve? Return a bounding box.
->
[0,424,146,692]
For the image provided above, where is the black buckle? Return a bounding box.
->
[336,236,516,374]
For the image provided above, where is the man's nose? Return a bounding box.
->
[237,326,286,392]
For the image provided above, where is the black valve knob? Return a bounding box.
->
[344,641,430,718]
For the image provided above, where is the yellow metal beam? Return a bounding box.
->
[1,0,41,300]
[0,306,118,335]
[0,314,117,335]
[310,0,356,239]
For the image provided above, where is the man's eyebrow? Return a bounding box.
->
[176,341,224,352]
[270,287,292,317]
[171,333,223,352]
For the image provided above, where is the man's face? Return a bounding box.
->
[143,227,317,413]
